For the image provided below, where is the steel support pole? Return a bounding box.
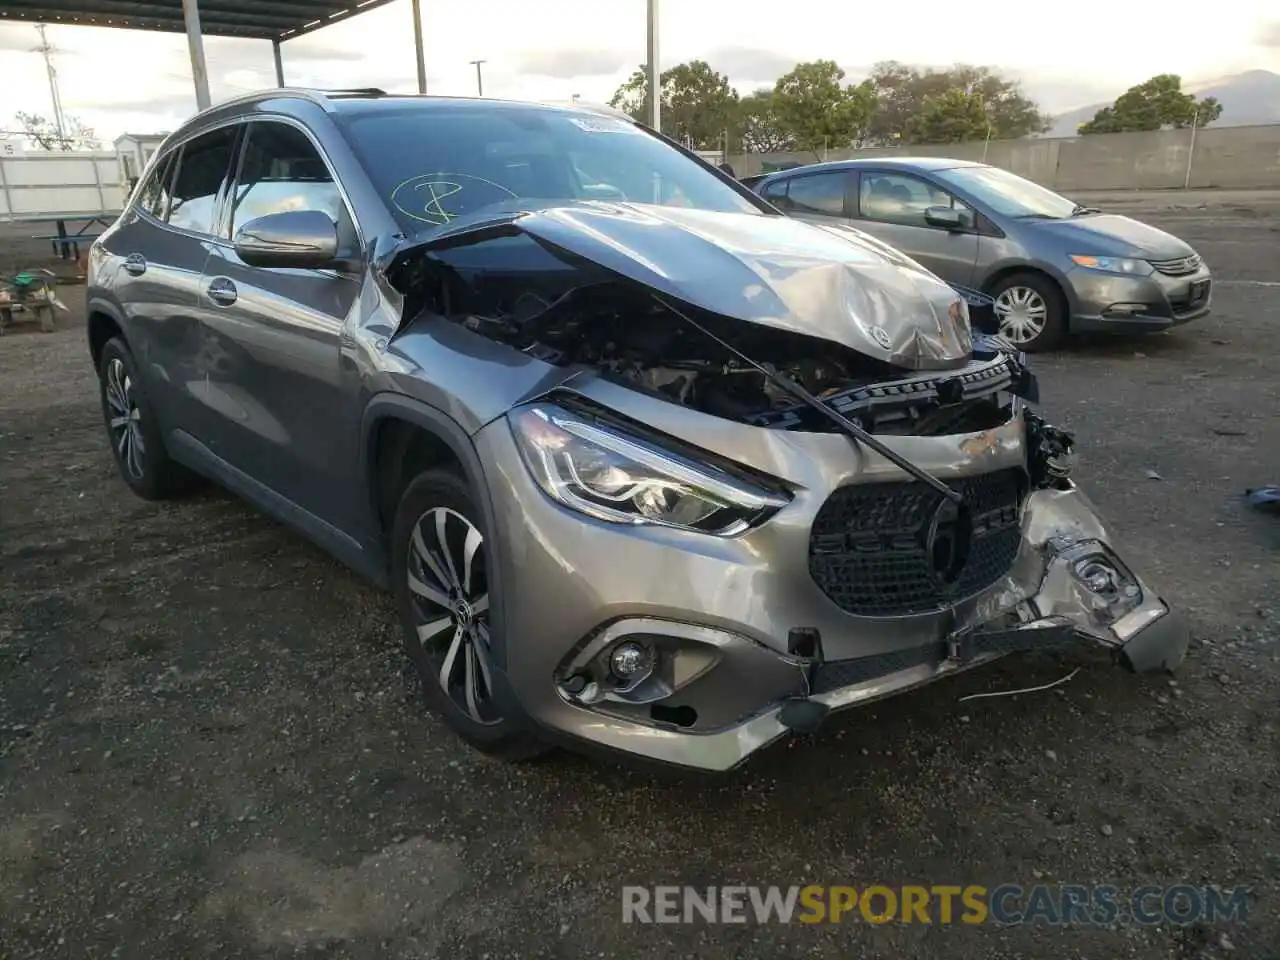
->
[181,0,211,111]
[273,40,285,87]
[645,0,660,132]
[411,0,427,94]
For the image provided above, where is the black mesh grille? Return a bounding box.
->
[809,469,1025,617]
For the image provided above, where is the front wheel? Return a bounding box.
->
[989,272,1066,351]
[390,468,548,761]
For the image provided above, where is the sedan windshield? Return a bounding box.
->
[933,165,1078,220]
[336,102,762,233]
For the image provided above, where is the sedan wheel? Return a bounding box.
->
[993,285,1049,346]
[105,357,146,481]
[406,505,500,726]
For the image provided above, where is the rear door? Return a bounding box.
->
[760,169,854,226]
[107,126,240,438]
[195,117,363,531]
[849,169,980,285]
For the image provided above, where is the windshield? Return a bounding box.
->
[933,165,1078,220]
[336,103,762,232]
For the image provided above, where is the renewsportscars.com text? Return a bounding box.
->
[621,884,1251,926]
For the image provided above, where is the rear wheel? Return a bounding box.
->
[989,272,1066,351]
[390,468,548,761]
[97,337,198,499]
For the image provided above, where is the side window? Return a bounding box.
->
[859,172,972,228]
[167,126,239,235]
[137,151,176,220]
[227,121,347,237]
[784,172,847,217]
[762,178,789,206]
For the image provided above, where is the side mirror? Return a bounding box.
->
[924,205,967,231]
[233,210,339,270]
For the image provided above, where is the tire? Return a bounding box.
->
[96,336,199,500]
[390,467,548,761]
[989,271,1066,351]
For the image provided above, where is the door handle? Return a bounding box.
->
[206,277,237,306]
[123,253,146,276]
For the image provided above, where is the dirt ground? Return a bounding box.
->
[2,192,1279,960]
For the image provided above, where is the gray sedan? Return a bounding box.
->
[750,157,1212,350]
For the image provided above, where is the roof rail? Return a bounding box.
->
[317,88,388,98]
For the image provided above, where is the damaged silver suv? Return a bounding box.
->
[85,89,1189,772]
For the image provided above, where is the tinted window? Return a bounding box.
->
[167,127,238,235]
[137,151,176,220]
[335,103,761,232]
[785,172,846,216]
[228,121,347,236]
[761,179,788,203]
[859,172,971,228]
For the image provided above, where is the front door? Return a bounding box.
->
[194,119,363,531]
[852,170,980,287]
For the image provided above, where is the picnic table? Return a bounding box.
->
[25,213,114,260]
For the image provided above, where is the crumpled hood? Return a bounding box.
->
[388,200,974,370]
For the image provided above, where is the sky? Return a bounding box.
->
[1,0,1279,144]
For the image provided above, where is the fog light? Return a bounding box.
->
[610,641,654,680]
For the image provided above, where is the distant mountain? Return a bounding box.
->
[1044,69,1280,138]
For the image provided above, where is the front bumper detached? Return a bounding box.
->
[538,493,1188,774]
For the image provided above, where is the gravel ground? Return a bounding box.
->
[2,192,1279,959]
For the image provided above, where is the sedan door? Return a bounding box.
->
[194,118,363,532]
[850,170,980,286]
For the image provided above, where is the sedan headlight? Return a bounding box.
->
[1069,254,1154,277]
[509,403,789,536]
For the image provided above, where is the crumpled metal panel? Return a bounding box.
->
[384,201,975,371]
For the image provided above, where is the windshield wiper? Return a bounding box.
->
[1071,204,1102,216]
[652,295,964,505]
[1013,212,1061,220]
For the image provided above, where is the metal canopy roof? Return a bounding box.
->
[0,0,402,42]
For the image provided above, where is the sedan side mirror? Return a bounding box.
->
[924,205,967,231]
[233,210,339,270]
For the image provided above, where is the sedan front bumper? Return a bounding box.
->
[1067,264,1212,334]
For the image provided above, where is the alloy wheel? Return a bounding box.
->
[406,506,499,725]
[993,286,1049,345]
[105,357,146,481]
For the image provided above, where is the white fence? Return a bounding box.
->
[0,152,123,221]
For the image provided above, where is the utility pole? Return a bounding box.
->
[645,0,660,132]
[33,24,68,145]
[470,59,486,97]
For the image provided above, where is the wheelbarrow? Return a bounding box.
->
[0,269,66,335]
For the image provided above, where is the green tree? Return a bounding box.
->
[771,60,875,154]
[908,88,990,144]
[14,111,101,151]
[864,61,1050,144]
[1078,74,1223,134]
[737,90,793,153]
[609,59,739,149]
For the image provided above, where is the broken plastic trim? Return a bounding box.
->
[649,294,963,505]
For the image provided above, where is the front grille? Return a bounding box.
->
[809,469,1024,617]
[1150,254,1201,277]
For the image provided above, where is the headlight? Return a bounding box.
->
[509,403,789,536]
[1069,254,1154,277]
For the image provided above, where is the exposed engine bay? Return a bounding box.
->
[399,255,1035,439]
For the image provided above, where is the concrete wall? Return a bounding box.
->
[729,123,1280,191]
